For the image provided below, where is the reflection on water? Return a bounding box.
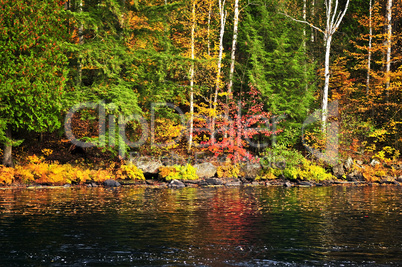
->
[0,186,401,266]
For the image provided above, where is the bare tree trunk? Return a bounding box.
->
[311,0,315,43]
[2,127,13,167]
[211,0,226,137]
[321,0,350,129]
[366,0,373,94]
[385,0,392,96]
[303,0,308,91]
[78,0,83,86]
[207,0,212,57]
[227,0,239,98]
[322,34,332,127]
[188,0,196,151]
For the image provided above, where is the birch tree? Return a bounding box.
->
[366,0,373,94]
[283,0,350,129]
[227,0,239,98]
[385,0,392,94]
[188,0,196,151]
[211,0,227,135]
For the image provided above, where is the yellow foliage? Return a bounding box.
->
[361,165,387,182]
[0,166,15,185]
[217,164,240,178]
[41,149,53,157]
[119,164,145,180]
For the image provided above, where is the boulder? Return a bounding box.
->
[284,181,293,187]
[346,169,364,181]
[332,163,345,178]
[193,162,217,179]
[355,160,363,167]
[298,181,313,187]
[205,178,224,185]
[240,163,262,180]
[225,180,242,186]
[130,156,162,174]
[103,179,121,187]
[370,159,381,167]
[345,157,354,171]
[168,179,185,189]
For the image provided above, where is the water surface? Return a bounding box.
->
[0,185,401,266]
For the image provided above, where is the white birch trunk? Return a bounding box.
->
[211,0,226,135]
[207,0,212,57]
[227,0,239,97]
[311,0,315,43]
[322,34,332,127]
[188,0,196,151]
[78,0,83,86]
[366,0,373,94]
[385,0,392,94]
[321,0,350,128]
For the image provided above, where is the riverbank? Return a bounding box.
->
[1,176,402,190]
[1,152,402,189]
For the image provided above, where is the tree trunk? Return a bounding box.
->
[366,0,373,94]
[188,0,196,151]
[227,0,239,98]
[225,0,239,139]
[78,0,83,86]
[211,0,226,137]
[303,0,308,91]
[385,0,392,95]
[207,0,212,57]
[322,34,332,128]
[2,127,13,167]
[311,0,315,43]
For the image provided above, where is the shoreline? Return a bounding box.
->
[1,177,401,190]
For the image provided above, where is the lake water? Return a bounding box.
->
[0,185,401,266]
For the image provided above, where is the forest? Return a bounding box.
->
[0,0,401,185]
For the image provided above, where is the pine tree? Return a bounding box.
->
[241,0,314,145]
[0,0,69,166]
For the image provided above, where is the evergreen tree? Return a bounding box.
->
[0,0,69,166]
[240,0,314,145]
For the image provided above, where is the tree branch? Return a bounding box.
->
[280,12,324,34]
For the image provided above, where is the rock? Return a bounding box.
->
[298,181,313,187]
[129,156,162,174]
[347,170,364,181]
[86,182,98,188]
[397,176,402,182]
[345,157,354,171]
[284,181,293,187]
[146,179,156,185]
[205,178,224,185]
[168,179,185,189]
[103,179,121,187]
[63,184,71,188]
[355,160,363,166]
[225,180,242,186]
[193,162,217,179]
[183,179,201,185]
[370,159,381,167]
[240,163,262,180]
[332,163,345,178]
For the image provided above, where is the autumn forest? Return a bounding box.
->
[0,0,402,185]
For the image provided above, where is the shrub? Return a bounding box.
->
[280,159,333,182]
[118,164,145,180]
[159,164,198,181]
[0,166,15,185]
[217,163,240,178]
